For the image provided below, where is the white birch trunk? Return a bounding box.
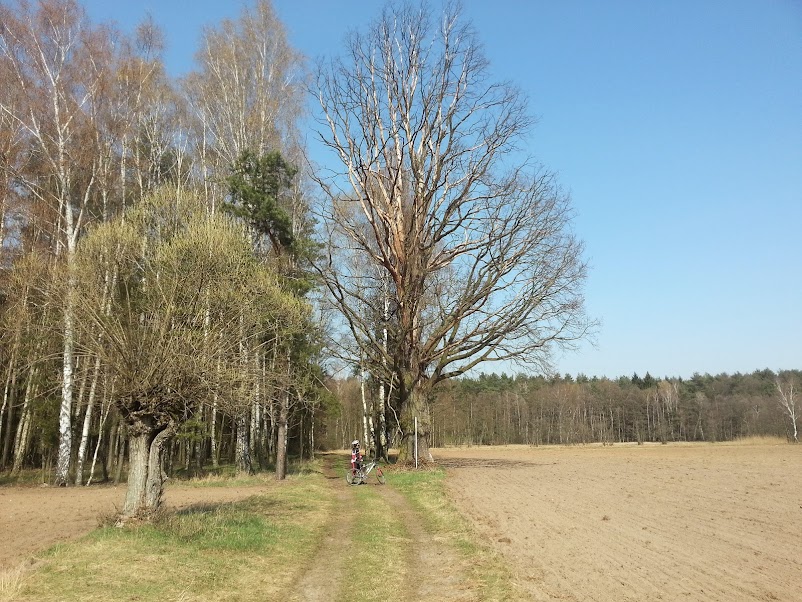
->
[249,400,258,463]
[210,393,219,468]
[75,355,101,485]
[776,380,798,443]
[12,370,36,474]
[360,357,371,453]
[235,412,253,474]
[0,369,11,458]
[55,248,76,486]
[86,388,111,486]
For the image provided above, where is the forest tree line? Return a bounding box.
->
[328,369,800,453]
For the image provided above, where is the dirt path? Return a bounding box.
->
[375,484,475,602]
[289,456,355,601]
[287,454,475,601]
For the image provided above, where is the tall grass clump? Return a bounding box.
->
[0,564,27,602]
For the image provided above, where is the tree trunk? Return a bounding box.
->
[249,400,259,467]
[360,360,372,454]
[11,368,35,474]
[75,357,101,485]
[235,412,253,474]
[54,261,76,486]
[107,418,119,479]
[275,390,289,480]
[397,386,433,465]
[114,423,126,485]
[123,422,174,518]
[86,394,111,486]
[210,395,219,468]
[123,429,154,516]
[144,428,173,512]
[377,377,389,461]
[0,375,10,469]
[1,376,15,469]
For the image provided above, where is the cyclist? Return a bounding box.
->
[350,440,363,476]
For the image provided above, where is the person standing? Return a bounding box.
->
[350,440,363,475]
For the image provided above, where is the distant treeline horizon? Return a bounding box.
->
[325,368,800,450]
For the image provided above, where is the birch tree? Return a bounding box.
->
[775,373,798,443]
[0,0,120,484]
[315,2,594,462]
[183,0,304,210]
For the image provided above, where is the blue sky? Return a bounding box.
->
[79,0,801,380]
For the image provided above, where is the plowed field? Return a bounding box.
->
[436,442,802,602]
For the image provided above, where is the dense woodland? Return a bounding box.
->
[0,0,798,517]
[0,0,332,515]
[329,369,801,452]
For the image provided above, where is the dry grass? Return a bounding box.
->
[727,435,791,445]
[0,563,28,602]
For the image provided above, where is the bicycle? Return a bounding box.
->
[346,459,386,485]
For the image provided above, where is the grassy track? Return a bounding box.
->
[391,467,518,601]
[5,457,520,601]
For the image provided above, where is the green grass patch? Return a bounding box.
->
[336,484,407,602]
[391,467,522,601]
[13,472,334,602]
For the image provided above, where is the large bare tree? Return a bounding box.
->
[315,2,594,462]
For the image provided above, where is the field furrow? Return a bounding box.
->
[439,443,802,602]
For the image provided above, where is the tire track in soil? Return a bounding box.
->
[376,484,476,602]
[289,454,355,602]
[289,456,475,601]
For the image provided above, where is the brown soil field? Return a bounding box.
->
[436,442,802,602]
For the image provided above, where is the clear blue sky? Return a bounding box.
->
[80,0,802,380]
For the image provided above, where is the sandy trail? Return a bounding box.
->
[289,456,355,602]
[436,443,802,602]
[291,454,476,601]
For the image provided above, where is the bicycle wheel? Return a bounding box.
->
[376,468,386,484]
[346,470,360,485]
